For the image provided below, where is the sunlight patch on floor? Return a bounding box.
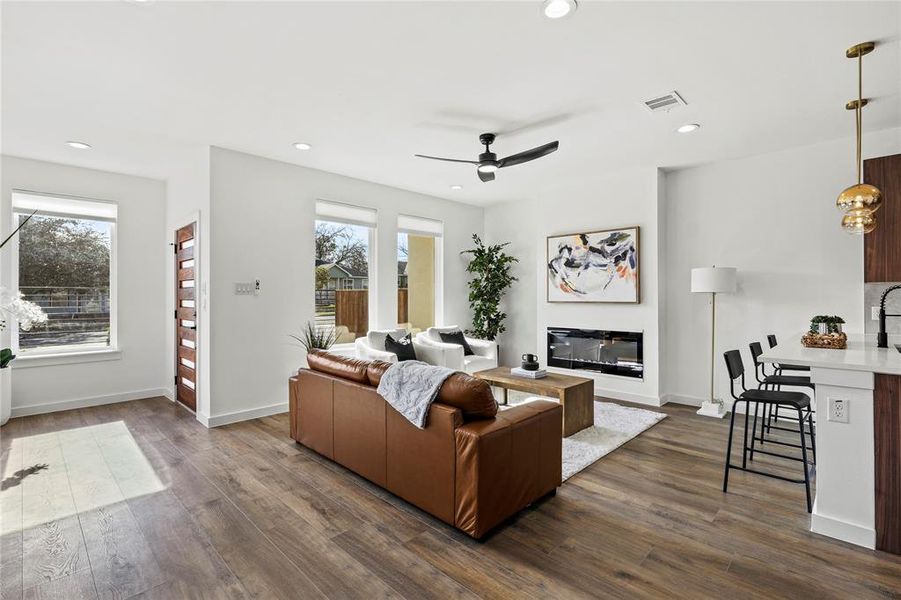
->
[1,420,166,535]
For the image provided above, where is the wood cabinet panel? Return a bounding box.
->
[864,154,901,282]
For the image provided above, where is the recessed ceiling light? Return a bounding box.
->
[676,124,700,134]
[450,185,463,190]
[64,141,92,150]
[542,0,577,19]
[293,142,312,150]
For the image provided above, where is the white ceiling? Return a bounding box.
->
[2,1,899,206]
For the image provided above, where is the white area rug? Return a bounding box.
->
[503,393,667,481]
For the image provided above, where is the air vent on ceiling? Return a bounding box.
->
[642,91,687,113]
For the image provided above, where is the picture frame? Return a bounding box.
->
[546,226,640,303]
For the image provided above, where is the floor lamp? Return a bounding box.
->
[691,266,737,418]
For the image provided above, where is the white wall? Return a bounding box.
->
[484,167,665,405]
[207,147,483,424]
[164,145,212,420]
[664,127,901,406]
[1,156,168,416]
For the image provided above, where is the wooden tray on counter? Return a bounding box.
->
[801,332,847,349]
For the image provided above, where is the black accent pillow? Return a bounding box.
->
[439,330,474,356]
[385,333,417,362]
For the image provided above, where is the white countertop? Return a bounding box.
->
[760,333,901,376]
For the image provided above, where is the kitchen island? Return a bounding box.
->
[761,335,900,555]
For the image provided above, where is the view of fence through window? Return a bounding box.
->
[17,213,112,352]
[314,220,370,344]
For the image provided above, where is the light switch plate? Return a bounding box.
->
[872,306,880,321]
[234,282,254,295]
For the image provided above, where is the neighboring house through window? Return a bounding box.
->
[397,214,443,332]
[314,200,377,341]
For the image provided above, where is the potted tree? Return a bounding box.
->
[460,234,518,342]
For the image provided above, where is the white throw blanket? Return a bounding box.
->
[376,360,455,428]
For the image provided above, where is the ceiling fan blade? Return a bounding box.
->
[478,169,495,183]
[497,141,559,169]
[414,154,479,165]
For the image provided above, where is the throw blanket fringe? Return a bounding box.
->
[376,361,455,428]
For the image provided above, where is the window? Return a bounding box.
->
[314,201,376,340]
[12,191,117,355]
[397,215,442,331]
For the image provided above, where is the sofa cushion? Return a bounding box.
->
[385,333,418,361]
[438,373,497,420]
[366,360,392,387]
[439,330,475,356]
[306,350,370,384]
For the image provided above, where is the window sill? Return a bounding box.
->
[11,348,122,369]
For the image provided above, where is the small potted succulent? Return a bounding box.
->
[809,315,845,335]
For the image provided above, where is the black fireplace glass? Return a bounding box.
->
[546,328,643,379]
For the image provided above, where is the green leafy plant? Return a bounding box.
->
[0,348,15,369]
[461,234,518,341]
[809,315,846,334]
[290,321,338,351]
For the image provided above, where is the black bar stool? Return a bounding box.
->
[767,334,810,373]
[763,335,817,437]
[748,342,816,463]
[722,349,814,513]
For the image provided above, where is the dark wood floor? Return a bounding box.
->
[1,397,899,599]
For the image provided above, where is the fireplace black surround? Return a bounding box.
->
[547,328,643,379]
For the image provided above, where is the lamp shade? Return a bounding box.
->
[691,267,737,294]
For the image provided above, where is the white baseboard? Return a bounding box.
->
[204,402,288,428]
[598,389,664,407]
[662,393,705,407]
[811,511,875,550]
[163,386,175,402]
[10,387,171,418]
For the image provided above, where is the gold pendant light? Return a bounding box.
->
[838,41,882,234]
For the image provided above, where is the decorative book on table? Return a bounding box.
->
[511,367,547,379]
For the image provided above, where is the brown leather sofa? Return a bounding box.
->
[288,350,562,539]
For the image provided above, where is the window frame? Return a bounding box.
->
[314,201,378,341]
[10,190,119,359]
[397,215,444,328]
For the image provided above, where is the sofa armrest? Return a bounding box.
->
[465,337,497,360]
[453,401,562,538]
[355,337,398,363]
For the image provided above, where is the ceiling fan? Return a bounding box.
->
[414,133,559,182]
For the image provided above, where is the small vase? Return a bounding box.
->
[0,367,11,426]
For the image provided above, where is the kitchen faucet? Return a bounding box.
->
[877,284,901,348]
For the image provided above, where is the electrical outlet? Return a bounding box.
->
[828,397,849,423]
[872,306,881,321]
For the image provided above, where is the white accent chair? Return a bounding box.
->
[354,328,445,365]
[415,326,498,374]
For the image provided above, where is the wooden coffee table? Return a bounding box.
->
[473,367,595,437]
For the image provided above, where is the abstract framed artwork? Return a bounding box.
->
[546,226,640,303]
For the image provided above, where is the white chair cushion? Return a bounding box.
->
[425,325,462,343]
[462,354,497,374]
[367,328,407,351]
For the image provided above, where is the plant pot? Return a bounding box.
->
[815,323,843,335]
[0,368,11,426]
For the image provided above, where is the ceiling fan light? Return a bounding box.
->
[478,163,498,173]
[841,208,877,235]
[542,0,577,19]
[836,183,882,213]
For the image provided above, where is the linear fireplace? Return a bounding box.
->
[547,328,643,379]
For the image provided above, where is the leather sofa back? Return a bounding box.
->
[307,350,497,422]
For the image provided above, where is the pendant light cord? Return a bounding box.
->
[856,50,863,185]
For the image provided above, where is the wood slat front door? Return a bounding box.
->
[175,222,197,411]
